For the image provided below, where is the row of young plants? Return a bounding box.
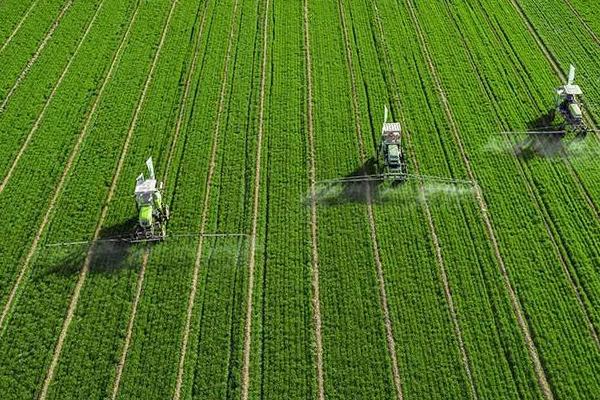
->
[108,0,259,398]
[245,0,316,398]
[180,0,264,397]
[41,0,210,397]
[512,0,600,196]
[0,0,70,101]
[564,0,600,38]
[306,0,407,397]
[389,0,600,397]
[0,0,101,175]
[0,0,179,398]
[0,0,136,321]
[0,0,37,45]
[341,0,544,398]
[458,0,600,349]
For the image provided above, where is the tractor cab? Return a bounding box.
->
[132,158,169,242]
[556,65,585,131]
[380,107,405,174]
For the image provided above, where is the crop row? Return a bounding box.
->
[0,0,71,103]
[244,0,316,398]
[0,0,103,179]
[0,0,137,321]
[389,0,600,397]
[0,0,182,397]
[337,0,547,398]
[0,0,38,47]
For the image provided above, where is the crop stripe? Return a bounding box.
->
[0,0,141,336]
[0,0,41,54]
[302,0,326,398]
[0,0,105,194]
[38,1,180,397]
[172,0,242,397]
[0,0,73,113]
[240,0,271,397]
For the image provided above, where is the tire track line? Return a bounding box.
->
[509,0,599,131]
[470,0,600,223]
[0,0,73,112]
[38,1,179,397]
[368,1,479,398]
[172,0,240,396]
[401,0,554,397]
[240,0,270,397]
[560,0,600,47]
[0,2,141,335]
[446,0,600,348]
[0,0,105,194]
[110,4,210,398]
[302,0,325,398]
[0,0,40,54]
[336,2,407,399]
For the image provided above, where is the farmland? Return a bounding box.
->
[0,0,599,398]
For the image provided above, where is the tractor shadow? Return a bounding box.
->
[312,157,404,206]
[512,109,567,159]
[91,218,140,273]
[44,218,143,276]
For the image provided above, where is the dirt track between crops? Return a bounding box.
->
[0,0,73,113]
[402,0,554,398]
[172,0,241,397]
[302,0,326,399]
[336,2,407,399]
[240,0,272,398]
[0,2,141,336]
[0,0,105,194]
[38,1,179,397]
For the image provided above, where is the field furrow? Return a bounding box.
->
[391,0,600,397]
[0,0,139,331]
[0,1,181,397]
[0,0,39,52]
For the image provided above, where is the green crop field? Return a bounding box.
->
[0,0,599,398]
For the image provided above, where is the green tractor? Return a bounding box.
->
[133,157,169,242]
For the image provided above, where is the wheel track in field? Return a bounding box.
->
[366,1,480,398]
[0,0,73,113]
[302,0,325,398]
[560,0,600,48]
[172,0,241,396]
[110,5,210,398]
[399,0,555,398]
[471,0,600,222]
[446,0,600,349]
[0,0,40,54]
[38,1,180,397]
[335,2,408,399]
[0,1,141,336]
[509,0,600,132]
[0,0,105,195]
[240,0,271,397]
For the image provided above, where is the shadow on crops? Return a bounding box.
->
[513,109,567,159]
[312,157,406,206]
[45,218,142,276]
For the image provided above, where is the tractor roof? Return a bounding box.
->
[383,122,402,133]
[563,84,582,95]
[135,178,157,195]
